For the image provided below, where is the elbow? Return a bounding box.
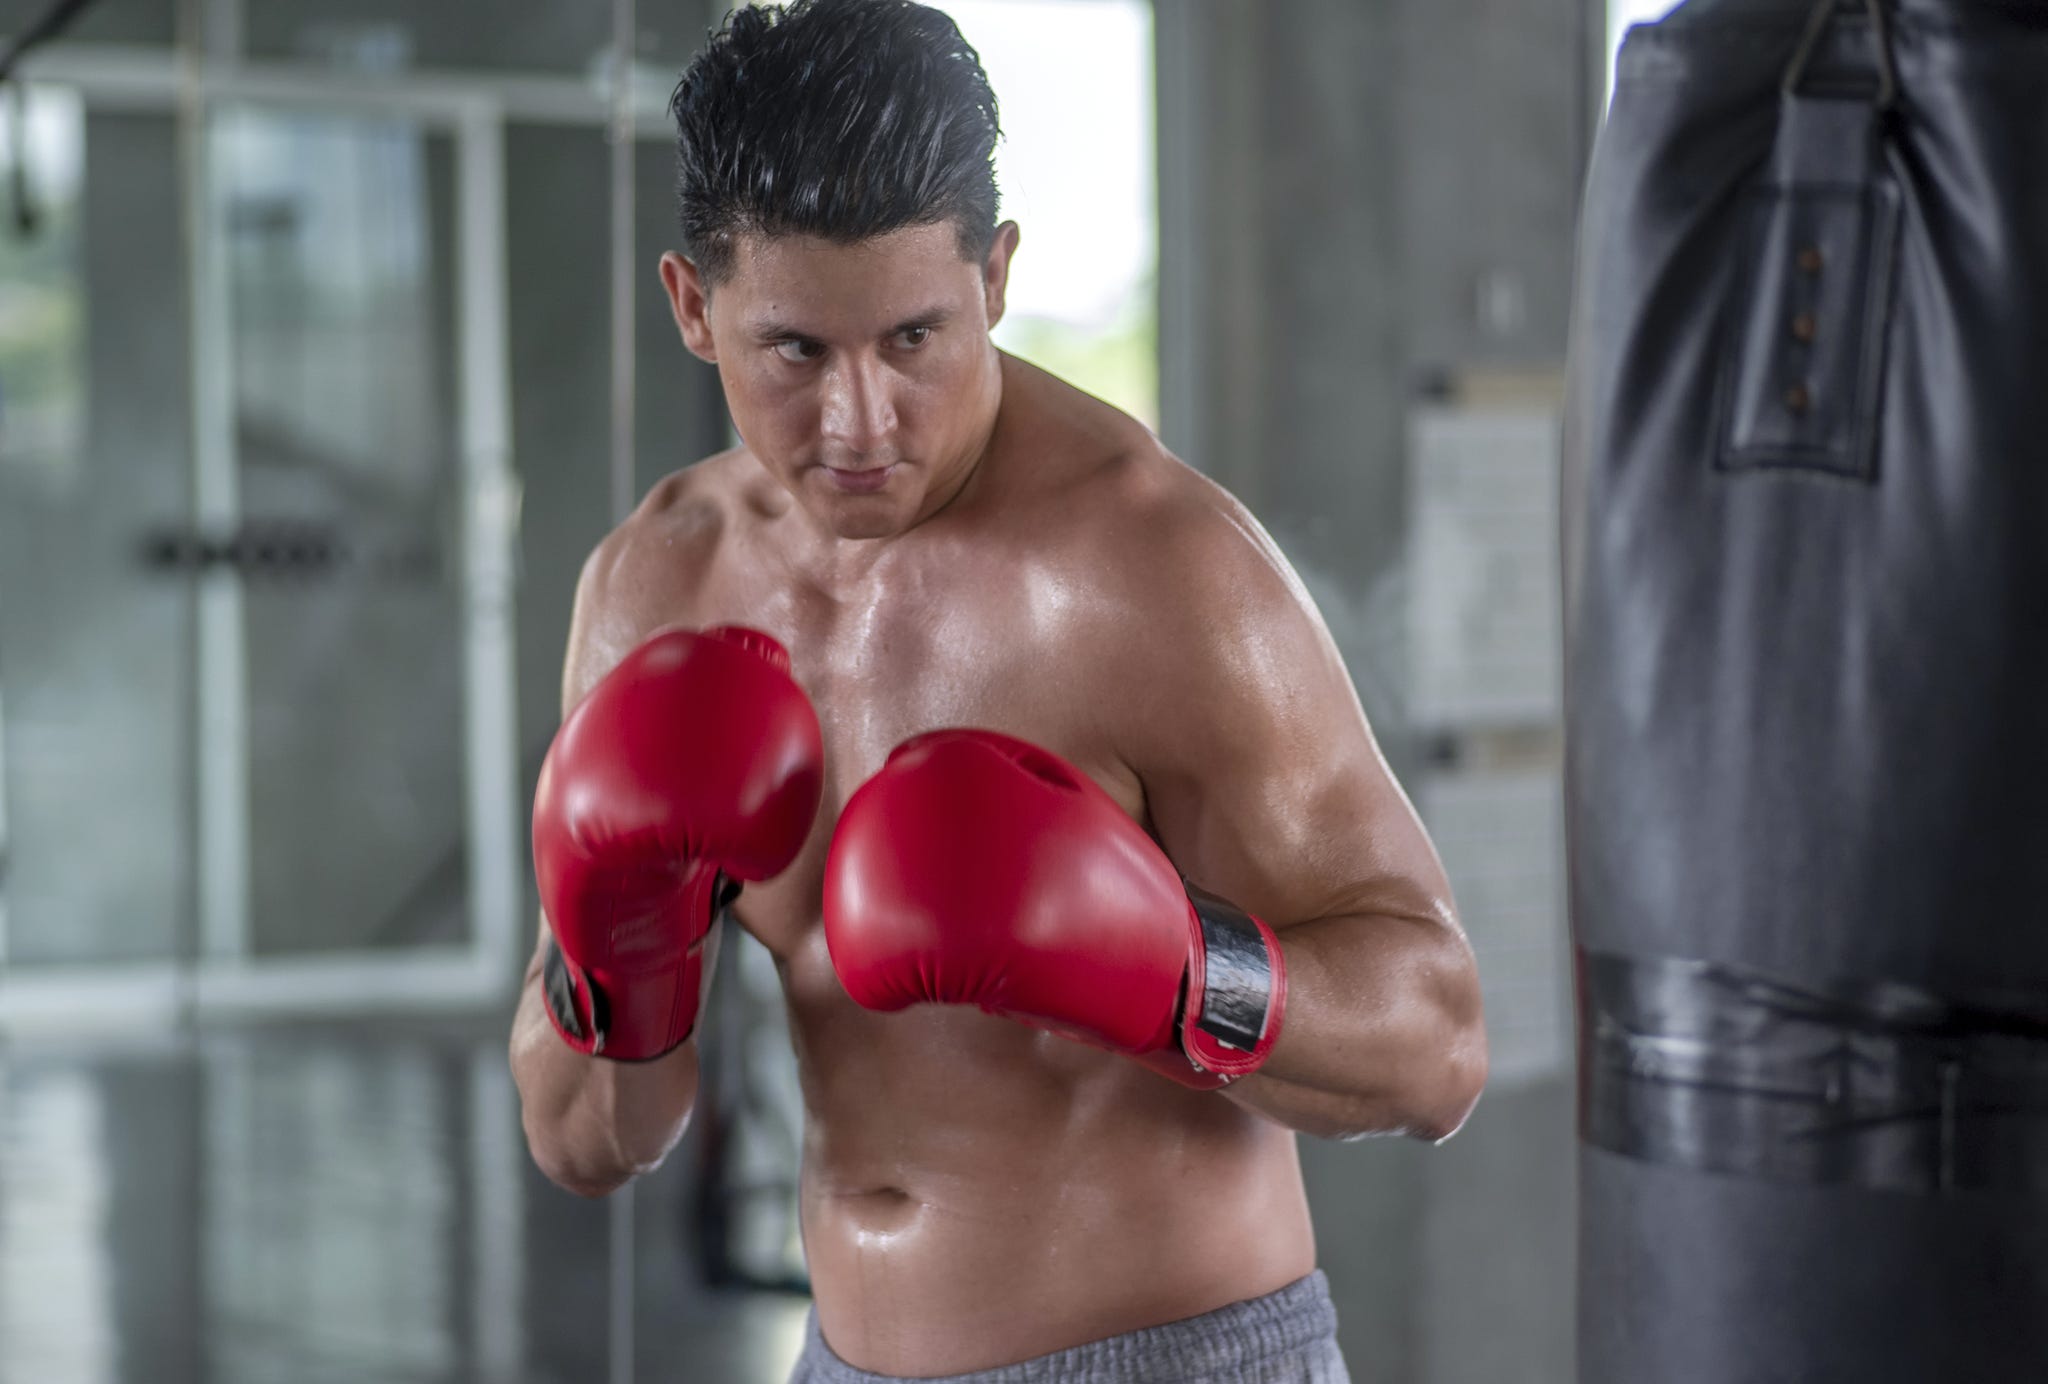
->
[1314,1062,1485,1145]
[508,1017,694,1199]
[555,1170,636,1200]
[1407,927,1489,1144]
[520,1103,656,1200]
[1411,1025,1488,1144]
[526,1130,645,1200]
[1276,1010,1490,1144]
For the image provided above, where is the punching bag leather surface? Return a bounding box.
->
[1564,1,2048,1379]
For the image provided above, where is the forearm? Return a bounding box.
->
[508,959,701,1197]
[1227,911,1488,1142]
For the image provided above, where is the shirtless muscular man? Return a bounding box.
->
[509,3,1488,1380]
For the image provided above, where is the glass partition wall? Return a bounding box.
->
[0,8,549,1027]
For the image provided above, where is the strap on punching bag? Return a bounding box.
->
[1783,0,1897,107]
[1580,951,2048,1193]
[1716,0,1900,481]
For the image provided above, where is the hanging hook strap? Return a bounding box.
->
[1783,0,1900,109]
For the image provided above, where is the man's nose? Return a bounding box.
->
[819,354,899,455]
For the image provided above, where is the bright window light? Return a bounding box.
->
[1606,0,1683,101]
[937,1,1157,428]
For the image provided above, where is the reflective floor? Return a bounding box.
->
[0,1019,808,1384]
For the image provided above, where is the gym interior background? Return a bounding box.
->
[0,1,1654,1379]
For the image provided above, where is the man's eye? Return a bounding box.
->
[773,339,824,364]
[897,326,933,349]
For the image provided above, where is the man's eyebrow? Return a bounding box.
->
[740,307,955,342]
[887,306,953,334]
[741,315,814,342]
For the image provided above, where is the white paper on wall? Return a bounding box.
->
[1405,404,1562,729]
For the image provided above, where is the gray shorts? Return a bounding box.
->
[787,1271,1349,1384]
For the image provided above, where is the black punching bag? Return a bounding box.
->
[1563,1,2048,1380]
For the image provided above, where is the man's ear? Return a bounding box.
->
[982,221,1022,330]
[660,251,718,363]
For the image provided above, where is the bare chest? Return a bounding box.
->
[712,577,1142,962]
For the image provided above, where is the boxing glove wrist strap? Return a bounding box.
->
[1182,882,1288,1080]
[542,940,616,1054]
[541,873,739,1062]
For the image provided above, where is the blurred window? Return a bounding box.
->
[0,85,86,487]
[942,0,1157,430]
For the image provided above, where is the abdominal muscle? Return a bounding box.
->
[786,970,1318,1378]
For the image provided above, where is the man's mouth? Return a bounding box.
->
[822,463,898,494]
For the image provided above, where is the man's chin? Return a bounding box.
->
[798,469,920,540]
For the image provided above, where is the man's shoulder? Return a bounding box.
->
[632,447,760,539]
[1046,435,1330,741]
[1066,439,1293,615]
[586,449,761,581]
[563,450,778,702]
[573,448,773,632]
[997,355,1213,541]
[1051,449,1346,780]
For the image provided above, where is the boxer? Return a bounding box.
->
[509,3,1487,1379]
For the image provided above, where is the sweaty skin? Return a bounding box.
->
[510,223,1486,1377]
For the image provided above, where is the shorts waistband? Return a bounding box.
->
[797,1271,1338,1383]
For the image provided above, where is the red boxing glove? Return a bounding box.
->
[823,729,1286,1088]
[533,625,823,1060]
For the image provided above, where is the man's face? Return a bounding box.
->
[663,221,1015,541]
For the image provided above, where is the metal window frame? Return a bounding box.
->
[0,40,661,1032]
